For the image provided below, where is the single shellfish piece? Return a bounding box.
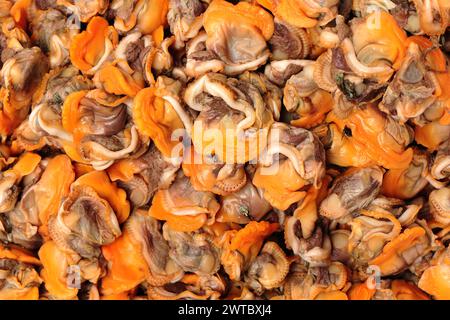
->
[107,144,179,207]
[133,77,190,158]
[319,166,384,222]
[111,0,168,35]
[256,0,338,29]
[369,226,432,276]
[72,170,130,224]
[217,180,272,224]
[203,0,274,76]
[381,149,429,200]
[167,0,205,48]
[162,223,221,275]
[48,183,122,259]
[0,243,41,300]
[418,248,450,300]
[284,216,332,267]
[0,47,49,135]
[0,152,41,213]
[184,72,274,164]
[182,147,247,196]
[219,221,279,281]
[38,241,79,300]
[94,62,144,97]
[326,104,414,169]
[148,172,220,232]
[429,187,450,226]
[19,154,75,239]
[253,122,325,211]
[69,16,118,75]
[245,241,290,294]
[101,209,183,295]
[269,18,311,60]
[348,209,402,267]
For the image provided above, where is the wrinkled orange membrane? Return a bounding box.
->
[352,11,407,70]
[95,63,144,97]
[101,230,148,295]
[204,0,274,40]
[133,87,184,157]
[327,105,413,169]
[253,160,307,210]
[70,16,118,72]
[230,221,279,257]
[370,227,427,276]
[33,155,75,237]
[291,91,333,128]
[107,158,142,182]
[114,0,169,35]
[256,0,319,28]
[9,152,41,177]
[38,241,78,300]
[0,243,41,265]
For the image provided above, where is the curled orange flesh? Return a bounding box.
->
[229,221,279,257]
[352,11,407,70]
[73,163,95,178]
[253,160,307,211]
[61,90,93,163]
[70,17,118,72]
[256,0,318,28]
[136,0,169,35]
[95,64,144,97]
[72,170,130,223]
[148,191,207,232]
[347,281,376,300]
[38,241,78,300]
[182,152,218,194]
[114,0,169,35]
[133,87,184,157]
[327,105,413,169]
[61,90,89,135]
[34,155,75,236]
[326,124,375,168]
[0,244,41,266]
[101,230,148,295]
[415,122,450,151]
[204,0,274,40]
[9,152,41,178]
[391,280,430,300]
[107,158,142,182]
[291,90,333,128]
[418,264,450,300]
[182,147,246,195]
[369,227,427,276]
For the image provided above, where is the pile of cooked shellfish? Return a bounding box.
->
[0,0,448,300]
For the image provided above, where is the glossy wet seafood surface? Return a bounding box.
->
[0,0,449,300]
